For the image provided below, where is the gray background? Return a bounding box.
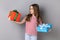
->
[0,0,60,40]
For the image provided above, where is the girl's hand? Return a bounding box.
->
[11,21,16,23]
[11,21,21,24]
[8,17,11,20]
[48,29,52,32]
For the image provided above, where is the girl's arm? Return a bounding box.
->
[37,17,43,26]
[39,17,43,24]
[14,16,27,24]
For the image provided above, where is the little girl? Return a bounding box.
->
[14,4,42,40]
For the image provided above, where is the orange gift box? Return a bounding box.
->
[8,10,21,22]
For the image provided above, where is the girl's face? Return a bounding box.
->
[29,6,34,14]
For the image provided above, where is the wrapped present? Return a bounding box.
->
[8,10,21,22]
[36,23,52,32]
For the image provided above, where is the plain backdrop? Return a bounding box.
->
[0,0,60,40]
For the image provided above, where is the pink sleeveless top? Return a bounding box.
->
[25,15,37,36]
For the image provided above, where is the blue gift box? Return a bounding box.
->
[36,23,52,32]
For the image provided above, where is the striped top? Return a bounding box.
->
[25,15,37,36]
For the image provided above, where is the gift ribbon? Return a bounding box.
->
[14,12,18,21]
[11,10,18,21]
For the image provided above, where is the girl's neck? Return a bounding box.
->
[32,14,35,16]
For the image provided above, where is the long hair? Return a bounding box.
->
[26,4,42,25]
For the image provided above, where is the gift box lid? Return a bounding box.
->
[37,23,52,29]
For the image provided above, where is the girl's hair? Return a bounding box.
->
[26,4,42,25]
